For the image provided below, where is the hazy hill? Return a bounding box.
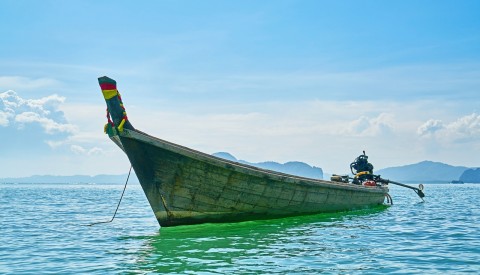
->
[0,174,139,184]
[2,157,473,184]
[459,168,480,183]
[1,152,324,183]
[213,152,324,179]
[376,161,468,183]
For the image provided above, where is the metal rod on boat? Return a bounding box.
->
[347,174,426,200]
[379,178,425,199]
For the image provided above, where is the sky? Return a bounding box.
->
[1,0,479,177]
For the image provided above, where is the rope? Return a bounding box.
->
[385,193,393,205]
[87,166,132,226]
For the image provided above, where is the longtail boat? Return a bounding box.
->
[98,76,389,227]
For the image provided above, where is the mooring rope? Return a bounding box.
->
[385,193,393,205]
[88,166,132,226]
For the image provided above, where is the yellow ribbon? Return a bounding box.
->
[102,89,118,100]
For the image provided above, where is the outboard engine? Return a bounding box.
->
[350,151,374,184]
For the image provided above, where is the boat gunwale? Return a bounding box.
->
[119,129,387,194]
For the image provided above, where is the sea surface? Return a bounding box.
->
[1,183,479,274]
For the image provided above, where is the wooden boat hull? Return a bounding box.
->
[97,76,388,227]
[116,129,388,227]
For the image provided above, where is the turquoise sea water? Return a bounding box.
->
[1,183,479,274]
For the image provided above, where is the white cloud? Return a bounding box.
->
[26,94,66,115]
[87,147,104,155]
[15,111,77,134]
[125,98,480,172]
[0,111,12,126]
[0,90,65,116]
[70,144,86,154]
[418,113,480,144]
[1,90,76,134]
[445,113,480,143]
[341,113,394,137]
[417,119,444,136]
[46,140,66,148]
[70,145,104,155]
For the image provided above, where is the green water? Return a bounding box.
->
[1,183,479,274]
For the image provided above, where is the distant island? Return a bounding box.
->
[212,152,324,179]
[376,161,469,183]
[459,168,480,183]
[0,174,140,184]
[0,153,323,184]
[1,154,478,184]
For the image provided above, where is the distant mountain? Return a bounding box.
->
[3,158,473,184]
[459,168,480,183]
[212,152,323,179]
[376,161,469,183]
[213,152,237,162]
[0,173,139,184]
